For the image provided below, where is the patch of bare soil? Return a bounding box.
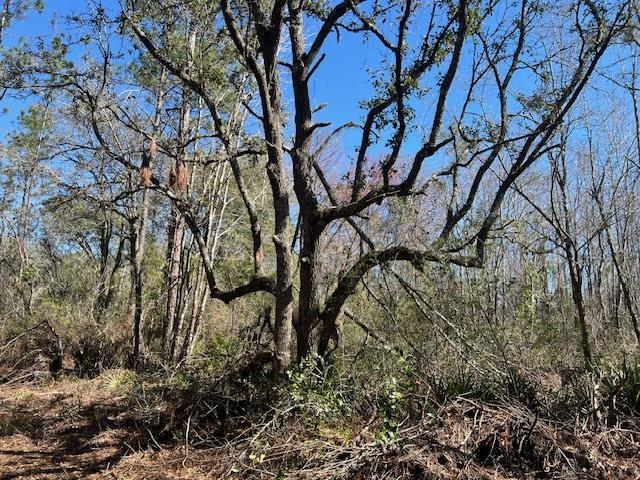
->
[0,378,143,479]
[1,377,640,479]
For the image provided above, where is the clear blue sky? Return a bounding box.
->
[0,2,80,134]
[2,1,550,185]
[0,2,415,163]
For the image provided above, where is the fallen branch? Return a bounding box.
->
[343,308,404,357]
[0,320,48,353]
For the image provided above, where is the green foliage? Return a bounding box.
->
[430,367,493,403]
[19,262,38,285]
[101,369,142,395]
[0,0,43,35]
[303,0,330,18]
[286,355,349,421]
[596,359,640,416]
[191,334,242,375]
[375,375,405,446]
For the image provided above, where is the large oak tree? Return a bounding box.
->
[113,0,633,375]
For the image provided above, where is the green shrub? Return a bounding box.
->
[286,355,350,421]
[100,369,141,395]
[430,367,493,404]
[597,359,640,417]
[375,375,405,446]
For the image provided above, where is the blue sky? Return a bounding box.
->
[2,1,618,180]
[0,2,402,162]
[0,1,79,134]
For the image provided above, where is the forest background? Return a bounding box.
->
[1,1,640,478]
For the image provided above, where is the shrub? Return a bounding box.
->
[286,354,350,421]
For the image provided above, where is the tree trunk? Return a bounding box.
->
[602,228,640,345]
[131,71,165,368]
[130,190,148,369]
[163,29,195,363]
[296,217,322,361]
[164,208,186,359]
[565,245,592,366]
[95,217,125,318]
[270,158,293,377]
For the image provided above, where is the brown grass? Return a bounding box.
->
[0,375,639,479]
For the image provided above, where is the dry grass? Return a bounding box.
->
[1,373,639,479]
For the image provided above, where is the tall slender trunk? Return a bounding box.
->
[257,17,293,377]
[180,262,206,361]
[17,103,49,315]
[132,71,165,368]
[565,245,592,366]
[552,141,592,366]
[266,110,293,377]
[180,160,231,361]
[163,29,195,362]
[296,217,321,361]
[287,0,326,363]
[95,215,113,315]
[613,281,622,330]
[164,197,186,359]
[95,214,126,318]
[602,227,640,345]
[164,213,186,359]
[269,144,293,377]
[590,157,640,344]
[131,183,150,369]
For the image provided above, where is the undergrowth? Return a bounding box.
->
[2,341,640,479]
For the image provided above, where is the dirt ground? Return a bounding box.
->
[0,377,229,480]
[1,375,640,479]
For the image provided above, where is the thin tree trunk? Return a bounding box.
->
[132,71,165,368]
[602,227,640,344]
[565,245,592,366]
[164,204,186,358]
[95,232,125,318]
[164,28,196,362]
[270,153,293,377]
[130,215,143,368]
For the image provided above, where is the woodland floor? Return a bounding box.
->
[1,373,640,479]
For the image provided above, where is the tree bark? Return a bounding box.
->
[131,71,165,368]
[130,176,151,369]
[565,245,592,366]
[296,217,322,360]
